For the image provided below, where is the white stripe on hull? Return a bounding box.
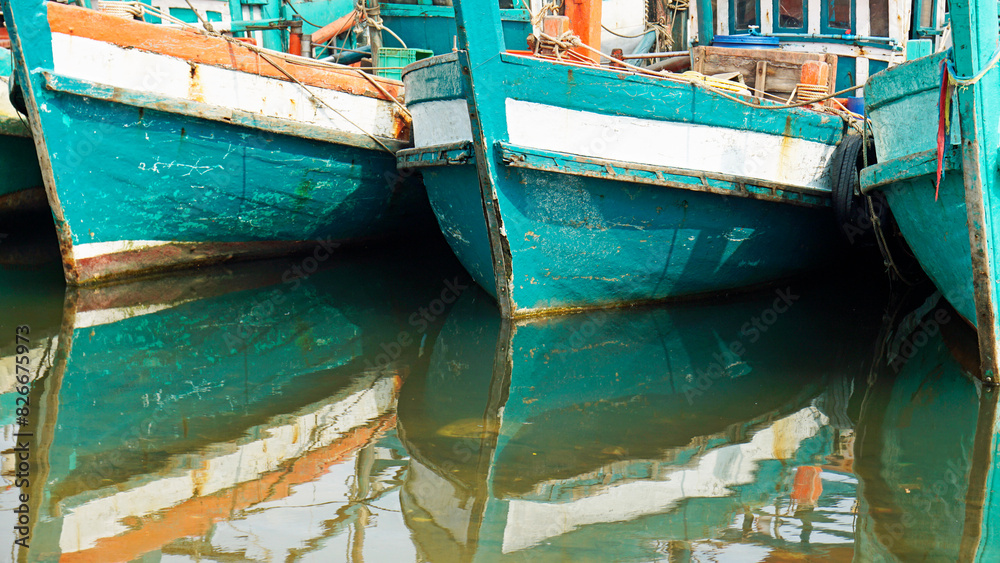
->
[409,97,837,190]
[505,100,837,190]
[72,240,175,261]
[50,34,400,140]
[75,302,195,329]
[411,98,473,148]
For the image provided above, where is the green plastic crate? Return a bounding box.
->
[376,48,434,80]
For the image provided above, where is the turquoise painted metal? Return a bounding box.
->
[860,0,1000,377]
[0,45,44,216]
[1,0,431,284]
[398,0,852,317]
[397,278,884,560]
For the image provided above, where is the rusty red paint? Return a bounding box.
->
[0,185,48,214]
[72,240,337,285]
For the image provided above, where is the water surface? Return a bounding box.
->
[1,229,997,562]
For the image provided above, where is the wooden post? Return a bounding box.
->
[696,0,714,46]
[565,0,602,63]
[452,0,515,316]
[367,0,382,71]
[754,61,768,100]
[261,0,283,51]
[951,0,1000,381]
[959,386,999,558]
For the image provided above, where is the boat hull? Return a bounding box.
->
[0,48,45,216]
[2,1,429,284]
[401,54,845,316]
[862,52,978,323]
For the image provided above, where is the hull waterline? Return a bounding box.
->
[2,1,430,284]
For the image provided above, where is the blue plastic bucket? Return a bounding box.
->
[711,35,780,49]
[846,96,864,117]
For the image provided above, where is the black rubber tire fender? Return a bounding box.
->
[832,133,864,231]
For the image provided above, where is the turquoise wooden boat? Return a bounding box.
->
[0,44,44,217]
[396,0,912,317]
[859,1,1000,374]
[2,0,429,285]
[397,278,884,559]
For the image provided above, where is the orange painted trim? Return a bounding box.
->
[46,3,403,102]
[59,414,397,563]
[565,0,602,63]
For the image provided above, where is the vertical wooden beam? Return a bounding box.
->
[261,0,284,52]
[565,0,602,62]
[452,0,515,316]
[951,0,1000,381]
[959,385,998,559]
[714,0,728,36]
[759,0,773,35]
[696,0,714,46]
[754,61,768,100]
[688,0,700,45]
[807,0,821,35]
[228,0,243,28]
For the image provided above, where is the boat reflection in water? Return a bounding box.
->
[3,244,465,562]
[853,291,1000,562]
[8,229,1000,561]
[397,276,887,561]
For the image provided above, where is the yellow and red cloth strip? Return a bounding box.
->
[936,59,955,201]
[936,46,1000,200]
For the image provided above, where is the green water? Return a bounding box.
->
[1,228,998,562]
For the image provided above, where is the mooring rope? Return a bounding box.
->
[131,3,405,153]
[944,45,1000,87]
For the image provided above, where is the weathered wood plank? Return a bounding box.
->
[859,146,963,193]
[952,0,1000,380]
[690,46,837,97]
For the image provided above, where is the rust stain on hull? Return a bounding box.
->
[71,239,347,286]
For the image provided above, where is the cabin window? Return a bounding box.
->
[774,0,807,32]
[918,0,935,28]
[168,8,199,24]
[732,0,759,31]
[822,0,853,32]
[869,0,889,36]
[912,0,943,36]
